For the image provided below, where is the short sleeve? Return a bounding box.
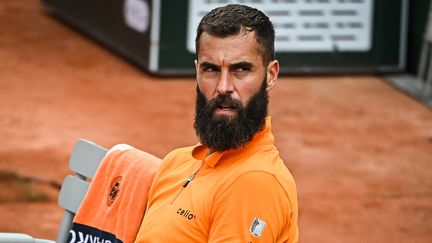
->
[208,171,295,243]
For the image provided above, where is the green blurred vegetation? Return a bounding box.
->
[0,170,50,203]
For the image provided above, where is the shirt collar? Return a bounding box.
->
[191,116,274,168]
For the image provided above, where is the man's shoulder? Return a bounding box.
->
[235,149,297,199]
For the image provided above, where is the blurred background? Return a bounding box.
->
[0,0,431,242]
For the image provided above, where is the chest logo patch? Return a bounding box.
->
[249,217,266,237]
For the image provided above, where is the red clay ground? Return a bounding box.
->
[1,1,432,242]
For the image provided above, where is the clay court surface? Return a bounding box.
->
[1,1,432,242]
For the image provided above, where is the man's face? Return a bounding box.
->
[194,31,279,152]
[195,31,272,116]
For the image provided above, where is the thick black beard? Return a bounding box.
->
[194,80,269,152]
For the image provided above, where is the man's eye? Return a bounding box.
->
[203,67,218,72]
[234,67,249,73]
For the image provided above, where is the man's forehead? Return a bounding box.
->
[197,32,261,65]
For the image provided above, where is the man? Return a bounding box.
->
[135,4,298,242]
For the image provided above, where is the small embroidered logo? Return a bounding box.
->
[107,176,122,206]
[249,217,266,237]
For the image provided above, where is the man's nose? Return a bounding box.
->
[216,70,234,95]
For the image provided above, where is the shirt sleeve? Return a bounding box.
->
[208,171,296,243]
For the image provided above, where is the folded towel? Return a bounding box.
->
[69,144,161,243]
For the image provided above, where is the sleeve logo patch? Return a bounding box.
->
[249,217,266,237]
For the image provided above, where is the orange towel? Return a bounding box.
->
[70,144,161,243]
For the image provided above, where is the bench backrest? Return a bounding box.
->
[56,139,108,243]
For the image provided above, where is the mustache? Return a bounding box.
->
[207,94,244,111]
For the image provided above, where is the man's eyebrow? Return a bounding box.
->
[199,62,219,70]
[229,62,253,70]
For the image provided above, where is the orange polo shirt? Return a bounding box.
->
[135,117,298,242]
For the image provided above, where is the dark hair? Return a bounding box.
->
[195,4,275,65]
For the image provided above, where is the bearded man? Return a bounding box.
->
[135,4,298,242]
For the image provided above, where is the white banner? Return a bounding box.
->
[187,0,373,53]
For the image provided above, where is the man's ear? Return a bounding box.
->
[194,59,198,71]
[266,60,279,91]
